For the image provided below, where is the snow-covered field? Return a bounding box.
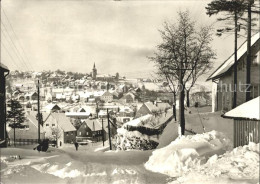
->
[145,131,259,184]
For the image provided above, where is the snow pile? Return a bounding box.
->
[145,131,231,177]
[157,122,179,149]
[0,157,8,170]
[171,142,260,184]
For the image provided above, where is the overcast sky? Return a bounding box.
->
[1,0,245,79]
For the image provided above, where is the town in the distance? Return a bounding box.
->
[4,62,188,149]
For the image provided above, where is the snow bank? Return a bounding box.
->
[170,142,259,184]
[157,122,179,149]
[145,131,231,177]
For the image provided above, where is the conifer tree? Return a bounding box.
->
[6,99,26,146]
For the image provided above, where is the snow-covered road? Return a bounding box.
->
[0,146,168,184]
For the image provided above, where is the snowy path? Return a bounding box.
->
[0,147,168,184]
[60,148,168,184]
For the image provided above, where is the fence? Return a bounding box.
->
[9,139,38,146]
[126,115,174,136]
[234,119,260,147]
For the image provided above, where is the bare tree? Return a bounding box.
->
[150,11,216,136]
[155,63,179,120]
[49,127,62,148]
[185,59,213,107]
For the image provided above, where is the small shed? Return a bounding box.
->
[222,97,259,147]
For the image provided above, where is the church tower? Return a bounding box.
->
[92,63,97,80]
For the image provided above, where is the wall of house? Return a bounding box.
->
[31,93,38,101]
[101,95,113,102]
[212,82,218,112]
[77,124,93,138]
[135,105,150,118]
[215,44,259,112]
[0,69,7,143]
[43,115,63,145]
[126,96,134,103]
[64,131,76,144]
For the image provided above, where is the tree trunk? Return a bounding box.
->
[233,11,238,108]
[186,90,190,108]
[173,93,177,121]
[178,68,185,136]
[246,0,252,101]
[14,127,16,147]
[14,117,16,147]
[179,85,185,136]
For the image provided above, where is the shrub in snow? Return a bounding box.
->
[144,131,232,177]
[115,127,159,151]
[115,134,159,151]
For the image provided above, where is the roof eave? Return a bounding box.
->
[222,114,260,121]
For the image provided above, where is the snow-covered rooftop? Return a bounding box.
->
[223,97,260,120]
[65,112,90,117]
[207,32,260,81]
[123,114,152,127]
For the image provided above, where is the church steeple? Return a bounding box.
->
[92,62,97,80]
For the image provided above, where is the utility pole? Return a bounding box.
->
[102,118,104,147]
[37,80,41,143]
[93,121,95,141]
[107,108,112,150]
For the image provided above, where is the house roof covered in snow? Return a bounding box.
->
[123,114,152,127]
[84,119,103,131]
[207,33,260,81]
[44,103,61,111]
[223,97,260,120]
[51,113,76,132]
[26,112,45,133]
[65,111,90,118]
[102,91,113,97]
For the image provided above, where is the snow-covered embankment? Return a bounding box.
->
[144,131,232,177]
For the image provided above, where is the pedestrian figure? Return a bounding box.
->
[74,142,79,151]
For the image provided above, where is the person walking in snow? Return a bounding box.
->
[74,142,79,151]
